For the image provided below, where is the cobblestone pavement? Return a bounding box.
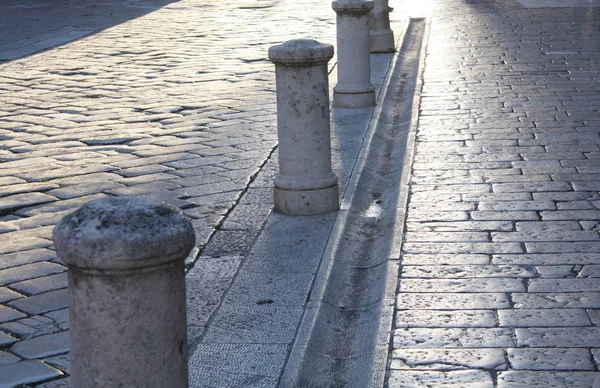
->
[0,0,340,386]
[389,0,600,386]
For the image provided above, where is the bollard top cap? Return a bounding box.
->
[269,39,334,66]
[332,0,374,13]
[52,196,195,270]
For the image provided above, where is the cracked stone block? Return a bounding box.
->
[43,308,69,331]
[8,288,68,315]
[508,348,595,370]
[390,348,507,370]
[0,315,61,340]
[0,360,63,387]
[44,353,70,374]
[10,330,69,359]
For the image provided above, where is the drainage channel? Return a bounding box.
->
[280,18,428,387]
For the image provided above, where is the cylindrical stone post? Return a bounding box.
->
[369,0,395,53]
[52,196,195,388]
[268,39,339,215]
[332,0,376,108]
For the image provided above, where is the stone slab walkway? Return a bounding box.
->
[388,0,600,386]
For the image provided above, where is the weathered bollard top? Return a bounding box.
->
[53,196,195,270]
[268,39,334,66]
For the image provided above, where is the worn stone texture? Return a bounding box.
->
[392,0,600,386]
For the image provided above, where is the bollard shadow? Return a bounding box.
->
[0,0,180,62]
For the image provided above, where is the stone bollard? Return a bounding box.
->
[52,196,195,388]
[369,0,395,53]
[332,0,376,108]
[268,39,339,215]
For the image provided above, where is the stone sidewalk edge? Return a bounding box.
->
[278,18,428,387]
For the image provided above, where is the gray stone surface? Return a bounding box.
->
[0,0,599,385]
[0,360,63,388]
[390,1,600,387]
[53,196,193,387]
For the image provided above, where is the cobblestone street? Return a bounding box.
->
[0,0,338,386]
[1,0,600,386]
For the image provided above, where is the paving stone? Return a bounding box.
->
[0,182,59,197]
[389,348,507,370]
[404,232,489,242]
[44,353,70,374]
[400,278,526,293]
[401,254,491,265]
[516,327,600,347]
[14,193,109,217]
[393,328,515,348]
[403,242,523,254]
[512,292,600,309]
[529,278,600,293]
[578,265,600,278]
[10,272,68,295]
[8,288,68,315]
[43,308,69,331]
[499,308,591,327]
[497,371,600,388]
[406,221,514,232]
[535,265,578,278]
[396,293,511,310]
[508,348,595,370]
[493,230,599,242]
[515,221,582,231]
[388,370,494,387]
[0,287,24,303]
[47,180,125,199]
[0,350,20,365]
[493,253,600,265]
[0,304,27,323]
[402,264,535,279]
[0,330,17,346]
[0,248,56,271]
[0,315,60,340]
[9,330,69,359]
[0,360,63,387]
[541,210,600,221]
[0,262,65,286]
[395,310,497,328]
[471,211,539,221]
[0,193,57,215]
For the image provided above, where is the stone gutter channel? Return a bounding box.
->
[186,18,428,387]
